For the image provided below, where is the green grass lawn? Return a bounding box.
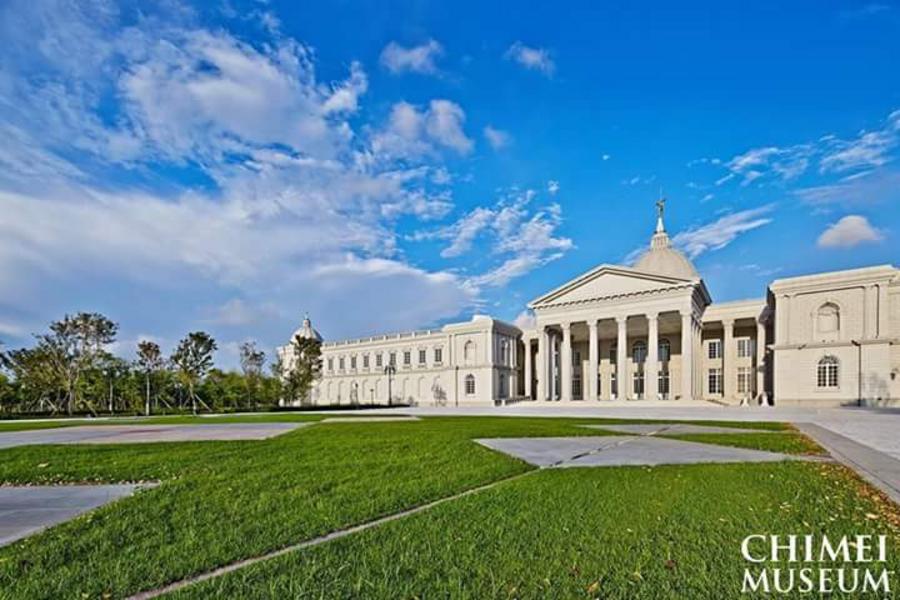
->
[0,416,893,599]
[660,431,826,455]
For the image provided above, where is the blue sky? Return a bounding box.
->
[0,0,898,367]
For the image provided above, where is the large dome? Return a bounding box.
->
[632,204,699,280]
[292,314,323,342]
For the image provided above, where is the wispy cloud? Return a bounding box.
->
[483,125,511,150]
[504,42,555,76]
[379,40,443,75]
[672,206,775,258]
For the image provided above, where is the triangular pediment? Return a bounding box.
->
[529,264,695,308]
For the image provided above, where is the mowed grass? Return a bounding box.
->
[661,431,826,455]
[0,417,613,598]
[176,462,900,600]
[0,415,873,599]
[0,412,346,433]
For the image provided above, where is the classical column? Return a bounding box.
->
[616,316,628,400]
[756,317,766,404]
[681,311,693,401]
[722,318,734,402]
[523,338,533,400]
[561,323,573,402]
[646,312,659,401]
[537,328,547,401]
[588,320,599,401]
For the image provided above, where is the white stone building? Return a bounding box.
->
[283,203,899,408]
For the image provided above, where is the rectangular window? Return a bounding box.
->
[389,352,396,367]
[572,377,582,399]
[632,371,644,399]
[327,358,334,371]
[338,357,345,370]
[419,349,426,365]
[363,354,369,368]
[376,353,383,368]
[434,348,443,364]
[350,356,356,369]
[737,338,754,358]
[708,368,722,394]
[573,350,581,366]
[737,367,752,393]
[708,340,722,360]
[403,351,411,366]
[610,346,617,364]
[658,369,670,398]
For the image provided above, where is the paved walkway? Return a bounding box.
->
[0,484,143,546]
[0,423,306,449]
[476,435,809,468]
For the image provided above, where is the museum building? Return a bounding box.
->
[281,205,899,408]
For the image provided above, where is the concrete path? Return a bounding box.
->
[476,435,806,468]
[0,423,307,449]
[581,423,776,435]
[0,484,143,546]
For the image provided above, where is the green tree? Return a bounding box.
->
[37,312,118,414]
[281,335,322,406]
[3,344,66,413]
[239,341,266,410]
[135,340,165,416]
[170,332,217,415]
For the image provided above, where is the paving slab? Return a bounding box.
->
[0,484,142,546]
[320,416,421,423]
[0,423,307,449]
[476,435,803,468]
[581,423,777,436]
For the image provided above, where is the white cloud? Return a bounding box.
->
[379,40,443,75]
[819,112,900,173]
[672,206,775,258]
[817,215,884,248]
[210,299,281,326]
[371,100,473,159]
[504,42,555,76]
[601,154,611,161]
[513,310,536,330]
[547,180,560,195]
[483,125,511,150]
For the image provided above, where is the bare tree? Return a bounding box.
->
[135,340,164,416]
[170,332,216,415]
[239,341,266,411]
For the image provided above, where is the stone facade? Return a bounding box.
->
[283,204,899,408]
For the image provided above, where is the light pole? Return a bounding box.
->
[851,340,862,407]
[384,364,396,406]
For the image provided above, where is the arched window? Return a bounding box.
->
[817,356,839,388]
[817,303,840,335]
[632,341,647,364]
[465,374,475,395]
[658,339,671,362]
[464,341,476,364]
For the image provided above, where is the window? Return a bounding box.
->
[327,358,334,371]
[464,341,476,363]
[817,303,840,334]
[403,351,411,366]
[658,369,670,398]
[659,339,671,362]
[611,371,618,398]
[350,355,356,369]
[500,340,510,366]
[418,349,427,365]
[632,370,644,399]
[609,344,617,364]
[573,350,581,366]
[737,338,754,358]
[338,357,345,370]
[708,368,722,394]
[632,341,647,364]
[434,348,443,364]
[737,367,752,394]
[465,374,475,395]
[817,356,839,388]
[376,353,383,368]
[708,340,722,360]
[363,354,369,368]
[572,377,582,399]
[389,352,396,367]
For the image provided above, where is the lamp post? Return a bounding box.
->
[384,364,396,406]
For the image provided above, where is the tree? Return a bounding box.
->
[38,312,118,414]
[3,344,66,413]
[170,332,217,415]
[239,341,266,410]
[282,335,322,406]
[135,340,164,416]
